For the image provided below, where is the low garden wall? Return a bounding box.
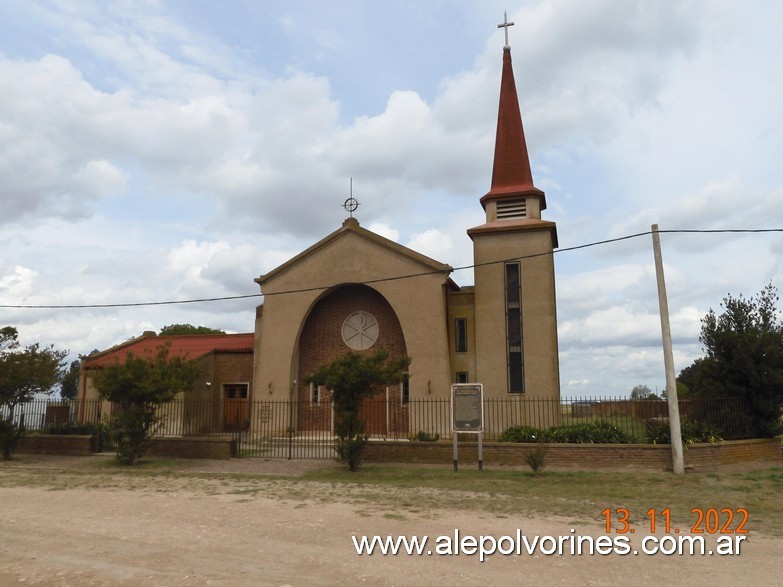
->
[16,434,97,456]
[147,436,237,460]
[15,435,237,460]
[362,438,782,471]
[15,435,780,469]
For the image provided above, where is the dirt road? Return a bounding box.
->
[1,456,779,586]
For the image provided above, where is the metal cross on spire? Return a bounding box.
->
[342,177,360,217]
[497,11,515,48]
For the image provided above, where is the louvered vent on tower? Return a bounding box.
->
[496,198,527,219]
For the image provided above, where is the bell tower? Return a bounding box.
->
[468,22,560,400]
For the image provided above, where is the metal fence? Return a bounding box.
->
[2,395,754,460]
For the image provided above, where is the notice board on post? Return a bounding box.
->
[451,383,483,433]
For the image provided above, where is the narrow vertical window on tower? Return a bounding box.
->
[505,262,524,393]
[455,318,468,353]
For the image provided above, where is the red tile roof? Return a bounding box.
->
[83,332,254,368]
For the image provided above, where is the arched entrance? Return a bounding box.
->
[296,284,409,436]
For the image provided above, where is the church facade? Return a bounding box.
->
[252,43,561,434]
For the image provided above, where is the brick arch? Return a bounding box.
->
[296,284,408,434]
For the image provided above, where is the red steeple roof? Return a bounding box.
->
[481,46,546,210]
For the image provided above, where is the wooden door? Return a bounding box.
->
[223,384,249,431]
[360,391,388,437]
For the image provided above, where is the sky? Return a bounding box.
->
[1,0,782,398]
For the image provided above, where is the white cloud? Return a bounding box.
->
[1,0,782,398]
[73,160,127,199]
[508,0,703,150]
[368,223,399,242]
[0,263,37,302]
[406,229,454,263]
[567,379,590,388]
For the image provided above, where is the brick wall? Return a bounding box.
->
[147,436,237,460]
[363,438,783,471]
[297,284,409,435]
[16,434,97,456]
[686,438,782,468]
[214,352,254,392]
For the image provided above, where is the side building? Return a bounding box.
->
[79,332,255,434]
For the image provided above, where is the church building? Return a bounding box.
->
[252,40,560,434]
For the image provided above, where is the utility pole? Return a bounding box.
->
[651,224,685,474]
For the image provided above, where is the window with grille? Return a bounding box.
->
[505,262,524,393]
[455,318,468,353]
[224,384,248,399]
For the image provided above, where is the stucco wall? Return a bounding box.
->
[471,226,560,407]
[254,221,453,408]
[447,288,477,383]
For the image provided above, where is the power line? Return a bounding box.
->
[0,293,265,310]
[2,228,781,310]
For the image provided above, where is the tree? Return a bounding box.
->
[159,324,226,336]
[677,358,708,396]
[0,333,68,411]
[60,360,80,401]
[683,283,783,437]
[92,344,200,465]
[0,327,68,459]
[306,348,410,472]
[0,326,18,353]
[661,381,688,401]
[630,384,653,400]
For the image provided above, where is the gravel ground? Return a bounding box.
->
[1,454,779,586]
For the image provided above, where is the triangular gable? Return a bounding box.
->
[256,217,452,286]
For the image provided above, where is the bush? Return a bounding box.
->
[306,348,410,472]
[525,442,549,472]
[498,421,633,444]
[545,421,633,444]
[334,434,368,472]
[409,431,440,442]
[42,423,97,435]
[646,420,723,445]
[498,425,540,443]
[108,406,159,465]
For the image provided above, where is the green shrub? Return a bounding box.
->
[544,421,633,444]
[42,423,96,435]
[334,434,368,472]
[525,442,549,472]
[646,420,723,445]
[409,431,440,442]
[498,425,540,443]
[108,406,159,465]
[498,421,633,444]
